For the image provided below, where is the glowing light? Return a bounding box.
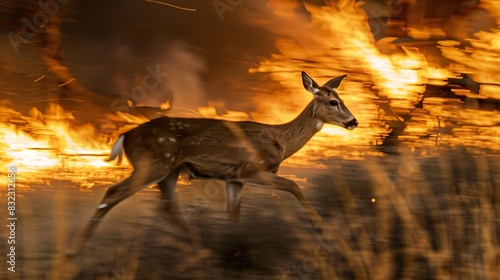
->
[2,0,500,187]
[0,104,131,187]
[250,0,500,158]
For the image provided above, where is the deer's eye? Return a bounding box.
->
[329,100,338,107]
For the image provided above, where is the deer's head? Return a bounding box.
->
[301,71,358,130]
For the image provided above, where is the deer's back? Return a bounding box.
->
[122,117,284,179]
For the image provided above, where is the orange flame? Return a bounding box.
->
[0,103,131,188]
[1,0,499,186]
[250,0,499,158]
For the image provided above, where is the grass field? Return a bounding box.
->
[1,146,498,280]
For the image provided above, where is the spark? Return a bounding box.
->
[144,0,196,12]
[57,78,75,87]
[33,74,45,83]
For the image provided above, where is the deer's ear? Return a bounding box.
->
[323,74,347,90]
[302,71,321,95]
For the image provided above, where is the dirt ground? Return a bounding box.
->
[0,147,498,280]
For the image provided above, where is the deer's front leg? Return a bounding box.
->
[226,181,244,223]
[239,172,323,233]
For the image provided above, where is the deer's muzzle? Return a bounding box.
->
[343,118,358,130]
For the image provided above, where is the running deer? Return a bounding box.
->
[68,71,357,255]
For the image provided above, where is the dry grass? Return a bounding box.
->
[0,146,498,279]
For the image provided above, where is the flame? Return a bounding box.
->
[1,0,499,186]
[160,100,171,110]
[249,0,500,160]
[439,30,500,100]
[0,103,131,188]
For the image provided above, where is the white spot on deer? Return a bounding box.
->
[316,121,324,130]
[190,141,195,145]
[158,137,165,143]
[169,122,175,126]
[171,157,175,162]
[169,137,176,143]
[165,153,171,158]
[184,123,191,127]
[97,203,108,209]
[260,160,265,164]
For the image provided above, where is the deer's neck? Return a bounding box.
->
[279,101,323,159]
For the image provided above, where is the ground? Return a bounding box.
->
[1,147,498,280]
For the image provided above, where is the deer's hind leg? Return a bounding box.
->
[157,169,214,271]
[157,168,190,234]
[68,159,171,257]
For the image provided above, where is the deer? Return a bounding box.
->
[67,71,358,257]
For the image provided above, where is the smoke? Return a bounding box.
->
[162,43,207,116]
[133,43,207,117]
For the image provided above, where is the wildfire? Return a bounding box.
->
[1,0,499,186]
[0,103,131,189]
[250,0,500,159]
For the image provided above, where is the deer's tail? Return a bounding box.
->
[107,134,125,163]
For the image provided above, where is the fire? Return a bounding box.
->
[1,0,499,185]
[250,0,500,158]
[439,31,500,100]
[0,103,131,188]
